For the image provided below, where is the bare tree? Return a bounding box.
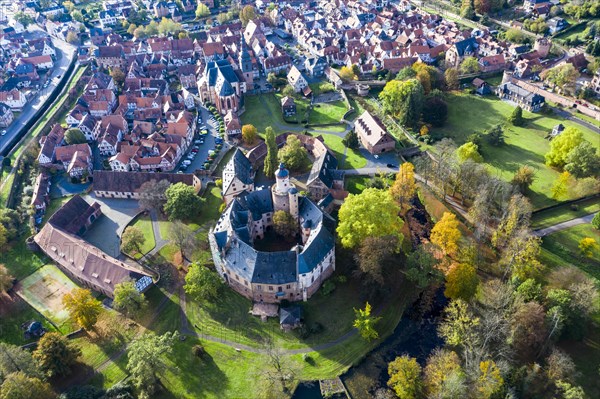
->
[139,179,171,212]
[169,220,196,261]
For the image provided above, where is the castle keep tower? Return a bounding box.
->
[272,163,298,219]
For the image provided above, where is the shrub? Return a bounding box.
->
[215,179,222,188]
[592,213,600,230]
[192,344,205,358]
[321,280,336,296]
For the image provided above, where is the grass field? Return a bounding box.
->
[320,134,366,170]
[531,197,600,229]
[17,264,80,333]
[126,214,156,259]
[540,224,600,281]
[431,93,599,209]
[309,101,347,125]
[0,228,46,279]
[0,295,59,345]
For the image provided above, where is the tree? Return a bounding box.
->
[33,333,81,378]
[0,265,13,297]
[184,264,222,301]
[405,245,443,289]
[545,127,584,168]
[508,106,524,126]
[423,349,466,399]
[444,263,479,301]
[0,372,55,399]
[430,212,461,256]
[138,179,170,212]
[272,210,297,239]
[164,183,202,221]
[110,67,125,87]
[195,2,210,18]
[380,79,424,128]
[0,343,41,383]
[353,302,381,341]
[127,332,177,398]
[592,213,600,230]
[62,288,102,330]
[476,360,504,399]
[239,5,256,26]
[157,18,182,37]
[512,165,536,193]
[438,299,479,347]
[241,124,257,145]
[355,235,398,286]
[64,128,87,145]
[342,130,359,149]
[546,348,577,382]
[500,231,544,281]
[564,141,600,178]
[13,12,34,29]
[422,96,448,127]
[263,127,278,178]
[516,278,542,302]
[387,355,422,399]
[120,226,145,255]
[390,162,416,210]
[491,194,532,250]
[281,85,295,98]
[510,301,547,362]
[551,171,570,200]
[0,223,7,250]
[339,66,357,81]
[445,67,459,90]
[400,81,425,129]
[169,220,196,261]
[460,0,475,19]
[277,135,310,172]
[541,64,579,95]
[71,10,83,22]
[505,28,527,43]
[456,142,483,163]
[113,282,147,318]
[459,57,480,74]
[579,237,599,258]
[485,124,504,146]
[65,31,79,45]
[337,188,403,248]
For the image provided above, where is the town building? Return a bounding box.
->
[93,170,201,199]
[496,82,546,112]
[354,111,396,154]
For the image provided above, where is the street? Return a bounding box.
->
[176,105,219,172]
[0,29,76,155]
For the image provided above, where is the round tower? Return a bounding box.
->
[288,187,299,221]
[272,163,291,213]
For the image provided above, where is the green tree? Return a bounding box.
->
[438,299,480,348]
[195,2,210,18]
[71,10,83,22]
[508,106,524,126]
[13,12,34,29]
[113,282,147,318]
[564,141,600,178]
[64,128,86,145]
[0,372,55,399]
[444,263,479,301]
[516,278,542,302]
[272,210,297,238]
[405,245,443,289]
[337,188,403,248]
[400,80,425,129]
[62,288,102,330]
[353,302,382,341]
[460,0,475,19]
[485,124,505,146]
[423,349,466,399]
[263,127,278,178]
[241,124,257,145]
[0,265,13,297]
[120,226,145,255]
[281,85,295,98]
[592,213,600,230]
[430,212,462,256]
[545,127,584,168]
[459,56,480,74]
[342,130,359,149]
[184,264,223,301]
[277,135,310,172]
[456,142,483,163]
[379,79,424,127]
[33,333,81,378]
[541,64,579,95]
[387,355,422,399]
[239,5,256,26]
[422,95,448,127]
[505,28,527,43]
[164,183,202,221]
[110,67,125,87]
[127,332,178,398]
[444,67,459,90]
[0,343,42,383]
[551,171,570,200]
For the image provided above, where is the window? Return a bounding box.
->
[278,286,282,292]
[268,286,273,291]
[257,285,262,291]
[286,285,291,289]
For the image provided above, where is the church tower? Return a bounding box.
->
[239,37,254,90]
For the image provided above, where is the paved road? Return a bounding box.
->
[534,213,596,237]
[0,29,75,155]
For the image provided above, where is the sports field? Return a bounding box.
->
[17,264,79,332]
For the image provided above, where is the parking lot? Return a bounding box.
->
[176,105,223,173]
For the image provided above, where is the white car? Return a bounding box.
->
[1,130,6,136]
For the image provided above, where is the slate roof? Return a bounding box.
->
[307,151,338,189]
[453,37,478,56]
[47,195,100,236]
[223,149,253,194]
[280,306,302,326]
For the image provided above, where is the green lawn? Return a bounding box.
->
[345,176,372,195]
[0,228,46,280]
[241,94,310,135]
[540,224,600,281]
[531,198,600,230]
[0,295,59,345]
[431,93,600,209]
[320,134,366,170]
[43,196,73,225]
[309,101,347,125]
[126,214,156,259]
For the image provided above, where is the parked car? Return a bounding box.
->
[374,154,380,159]
[1,130,6,136]
[386,163,397,168]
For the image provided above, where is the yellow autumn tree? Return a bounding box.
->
[579,237,599,258]
[476,360,504,399]
[390,162,416,211]
[444,263,479,300]
[430,212,462,256]
[551,171,570,200]
[62,288,102,330]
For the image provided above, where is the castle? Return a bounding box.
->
[209,161,336,303]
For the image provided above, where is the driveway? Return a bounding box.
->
[359,148,399,169]
[534,213,596,237]
[49,175,91,199]
[81,194,141,258]
[0,29,75,155]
